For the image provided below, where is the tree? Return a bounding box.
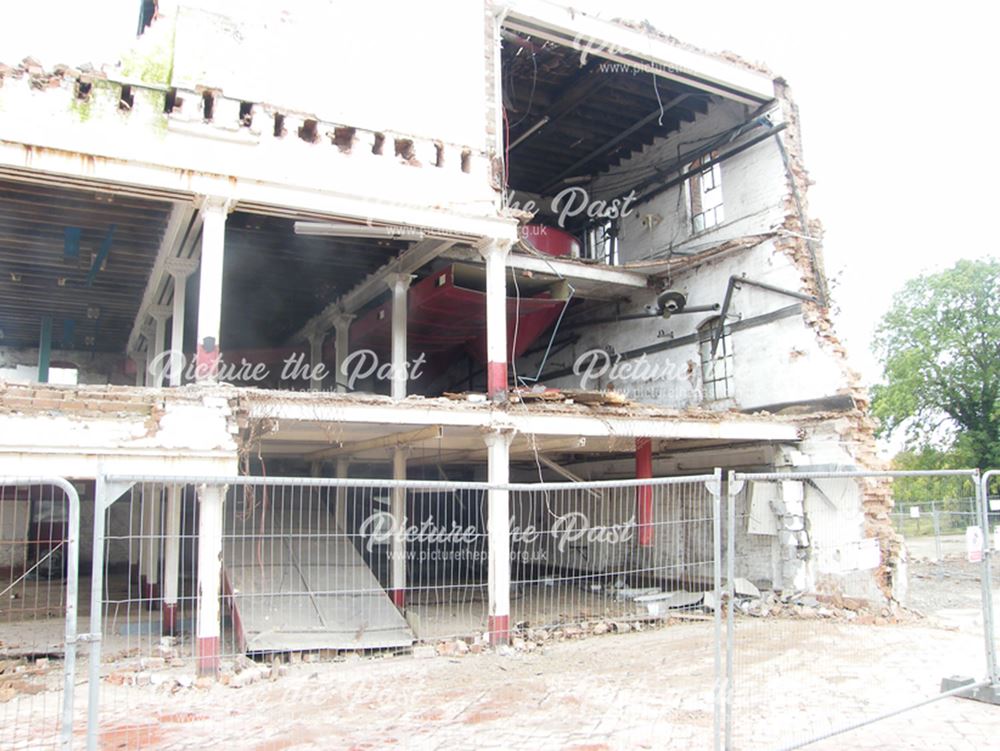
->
[872,258,1000,470]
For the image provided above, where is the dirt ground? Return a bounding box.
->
[3,554,999,750]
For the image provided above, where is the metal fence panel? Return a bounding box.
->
[0,478,80,750]
[80,473,724,749]
[724,469,995,750]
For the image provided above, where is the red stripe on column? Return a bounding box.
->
[195,344,220,380]
[487,361,507,399]
[390,589,406,609]
[636,437,654,547]
[162,603,178,635]
[142,581,160,607]
[197,636,219,676]
[488,615,510,645]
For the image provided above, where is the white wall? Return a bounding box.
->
[518,241,848,411]
[587,97,787,262]
[169,0,490,151]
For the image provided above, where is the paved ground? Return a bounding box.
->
[4,614,998,750]
[3,554,999,749]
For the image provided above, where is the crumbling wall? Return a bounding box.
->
[0,346,128,386]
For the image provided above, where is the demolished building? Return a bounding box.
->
[0,0,898,672]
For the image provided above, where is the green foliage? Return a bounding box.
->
[889,447,976,506]
[872,258,1000,469]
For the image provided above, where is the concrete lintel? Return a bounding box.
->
[245,399,799,442]
[443,246,650,295]
[502,1,774,104]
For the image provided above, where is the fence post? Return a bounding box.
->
[711,468,722,751]
[725,472,738,751]
[196,482,225,675]
[979,471,999,685]
[931,501,942,563]
[485,429,514,645]
[89,474,135,751]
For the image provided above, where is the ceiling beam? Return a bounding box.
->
[305,425,444,461]
[126,202,198,354]
[541,94,691,193]
[291,237,455,343]
[508,61,609,152]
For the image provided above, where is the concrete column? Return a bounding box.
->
[636,437,654,547]
[195,198,231,382]
[485,429,514,645]
[196,483,225,675]
[162,484,183,634]
[139,322,155,386]
[129,351,146,388]
[147,305,172,387]
[479,240,512,400]
[129,491,142,584]
[390,447,408,608]
[308,328,326,392]
[332,314,354,393]
[335,458,349,531]
[387,274,412,400]
[140,486,161,603]
[166,258,199,386]
[37,316,52,384]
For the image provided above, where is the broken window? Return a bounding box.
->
[698,317,733,401]
[687,154,724,233]
[583,219,618,265]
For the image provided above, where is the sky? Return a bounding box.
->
[578,0,997,386]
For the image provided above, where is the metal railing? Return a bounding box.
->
[0,477,81,750]
[2,469,998,749]
[724,469,996,750]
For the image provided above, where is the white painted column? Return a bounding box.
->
[162,484,182,634]
[332,314,354,393]
[390,447,408,608]
[148,305,172,387]
[485,429,514,645]
[387,274,412,400]
[140,486,161,604]
[335,458,349,531]
[308,328,326,391]
[166,258,199,386]
[479,240,512,400]
[195,198,231,382]
[140,322,155,387]
[196,483,225,675]
[129,351,146,388]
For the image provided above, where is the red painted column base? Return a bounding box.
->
[390,589,405,608]
[162,602,178,635]
[488,615,510,646]
[636,437,654,547]
[195,344,220,381]
[197,636,219,676]
[142,581,160,605]
[487,361,507,399]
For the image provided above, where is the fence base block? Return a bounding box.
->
[941,676,1000,705]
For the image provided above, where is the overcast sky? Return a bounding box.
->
[599,0,997,386]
